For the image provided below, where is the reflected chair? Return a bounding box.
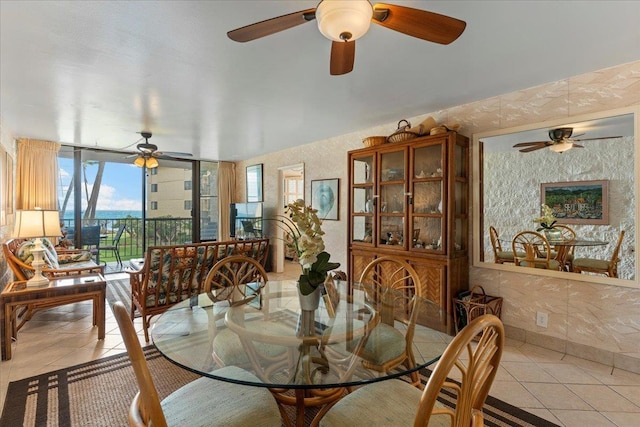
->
[549,224,576,271]
[319,314,505,427]
[203,255,268,306]
[511,231,562,270]
[357,256,424,387]
[489,226,518,264]
[81,225,102,264]
[574,230,625,278]
[98,224,126,266]
[112,301,282,427]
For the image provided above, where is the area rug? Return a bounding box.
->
[105,278,135,315]
[1,347,558,427]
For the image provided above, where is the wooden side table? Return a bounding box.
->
[0,273,106,361]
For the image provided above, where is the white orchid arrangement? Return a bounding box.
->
[534,204,557,231]
[275,199,340,295]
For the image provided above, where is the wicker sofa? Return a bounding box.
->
[3,238,105,282]
[127,238,269,341]
[2,238,106,331]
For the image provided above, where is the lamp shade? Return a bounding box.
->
[13,209,61,239]
[316,0,373,42]
[145,157,159,168]
[134,156,146,167]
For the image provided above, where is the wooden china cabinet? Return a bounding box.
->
[347,131,469,332]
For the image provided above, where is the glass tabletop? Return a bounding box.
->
[151,280,450,390]
[546,238,608,247]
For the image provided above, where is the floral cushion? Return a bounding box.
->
[16,238,59,271]
[144,245,217,308]
[58,251,93,264]
[15,238,59,278]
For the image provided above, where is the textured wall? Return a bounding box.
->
[0,119,16,290]
[484,136,635,279]
[237,60,640,371]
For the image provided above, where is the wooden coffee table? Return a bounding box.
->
[0,273,106,360]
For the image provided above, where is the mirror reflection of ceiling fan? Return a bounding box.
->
[129,132,192,168]
[513,127,622,153]
[227,0,466,75]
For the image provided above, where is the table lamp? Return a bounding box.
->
[13,209,62,287]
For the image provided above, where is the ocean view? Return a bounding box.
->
[62,210,142,220]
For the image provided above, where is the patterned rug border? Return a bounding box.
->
[1,346,558,427]
[105,278,134,315]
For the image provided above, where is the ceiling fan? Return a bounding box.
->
[227,0,466,75]
[513,127,622,153]
[130,132,192,168]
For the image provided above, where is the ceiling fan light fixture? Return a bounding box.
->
[549,141,574,153]
[145,157,159,169]
[316,0,373,42]
[134,156,146,167]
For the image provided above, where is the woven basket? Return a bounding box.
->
[362,136,387,147]
[387,119,418,143]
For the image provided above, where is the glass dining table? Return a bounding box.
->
[546,238,609,268]
[151,279,451,427]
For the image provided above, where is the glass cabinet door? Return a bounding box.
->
[411,142,445,252]
[378,149,407,247]
[351,155,375,245]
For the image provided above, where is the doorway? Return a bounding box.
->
[275,163,304,272]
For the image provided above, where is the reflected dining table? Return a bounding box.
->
[151,279,450,427]
[546,238,609,269]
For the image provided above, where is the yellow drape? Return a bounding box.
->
[16,139,60,210]
[217,161,236,241]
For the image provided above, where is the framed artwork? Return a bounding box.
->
[311,178,339,221]
[246,164,263,202]
[540,180,609,225]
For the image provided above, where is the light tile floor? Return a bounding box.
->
[1,268,639,426]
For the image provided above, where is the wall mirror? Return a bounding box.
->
[472,106,638,287]
[246,164,263,202]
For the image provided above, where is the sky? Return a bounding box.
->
[58,158,142,212]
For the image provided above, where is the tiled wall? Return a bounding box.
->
[237,60,640,372]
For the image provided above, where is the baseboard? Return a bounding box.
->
[505,325,640,375]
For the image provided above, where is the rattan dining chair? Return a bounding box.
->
[357,256,425,387]
[511,231,562,270]
[573,230,625,278]
[489,226,517,264]
[203,255,285,368]
[112,301,282,427]
[319,314,505,427]
[545,224,576,271]
[203,255,268,306]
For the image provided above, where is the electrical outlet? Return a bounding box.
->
[536,311,548,328]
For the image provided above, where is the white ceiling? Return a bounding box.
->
[1,1,639,162]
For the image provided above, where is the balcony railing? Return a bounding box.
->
[61,217,214,264]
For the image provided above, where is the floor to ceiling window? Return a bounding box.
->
[57,146,219,269]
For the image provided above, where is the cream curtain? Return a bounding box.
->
[217,161,236,241]
[16,139,61,210]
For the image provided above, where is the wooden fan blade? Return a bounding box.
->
[156,151,193,158]
[572,143,584,148]
[372,3,466,44]
[227,8,316,42]
[519,144,548,153]
[572,135,623,142]
[330,40,355,75]
[513,141,548,148]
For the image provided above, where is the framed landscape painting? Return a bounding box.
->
[540,180,608,225]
